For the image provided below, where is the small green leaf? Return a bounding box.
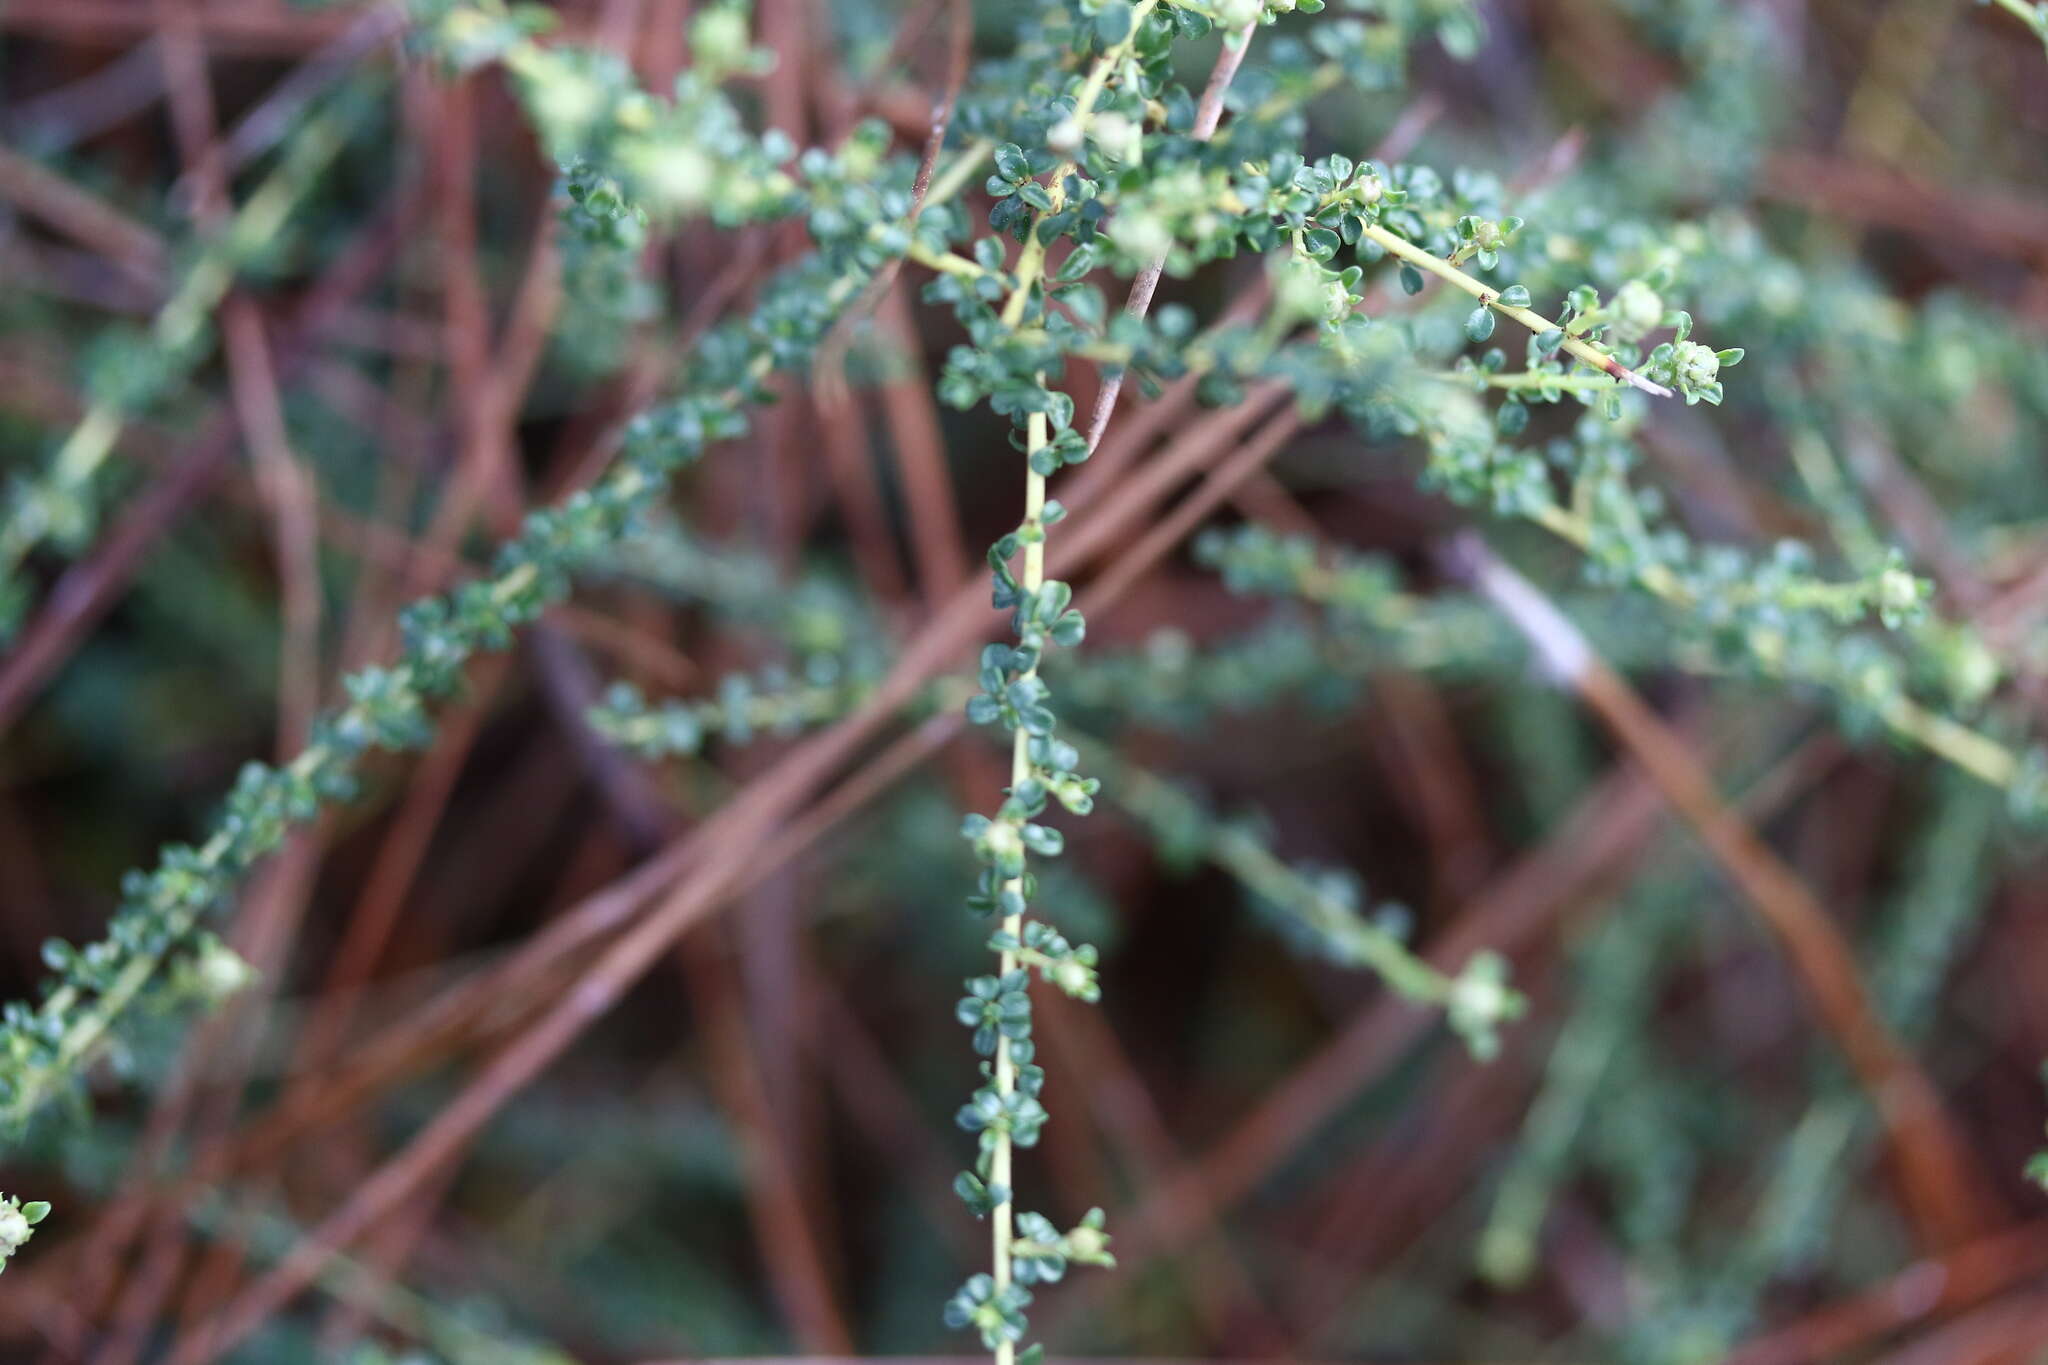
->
[1092,0,1133,43]
[1497,284,1531,308]
[994,144,1031,184]
[1464,307,1496,342]
[1398,264,1424,295]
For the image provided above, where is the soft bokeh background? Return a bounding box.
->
[3,0,2048,1361]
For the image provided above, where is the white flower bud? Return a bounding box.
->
[0,1207,28,1251]
[1673,340,1719,389]
[526,63,607,147]
[691,7,753,74]
[982,822,1024,863]
[1275,256,1327,320]
[1115,210,1173,264]
[1064,1223,1109,1260]
[1878,566,1924,619]
[1944,630,2000,706]
[614,93,656,132]
[1090,112,1141,165]
[1449,972,1508,1029]
[1323,280,1353,322]
[192,940,257,1002]
[635,142,715,214]
[1611,280,1664,340]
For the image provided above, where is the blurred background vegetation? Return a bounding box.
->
[2,0,2048,1361]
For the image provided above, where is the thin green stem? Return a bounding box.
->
[1,106,357,591]
[1357,221,1675,398]
[1427,367,1618,395]
[1107,754,1454,1004]
[1526,502,2019,788]
[0,215,912,1131]
[979,10,1157,1359]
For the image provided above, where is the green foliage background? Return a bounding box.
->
[1,0,2047,1360]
